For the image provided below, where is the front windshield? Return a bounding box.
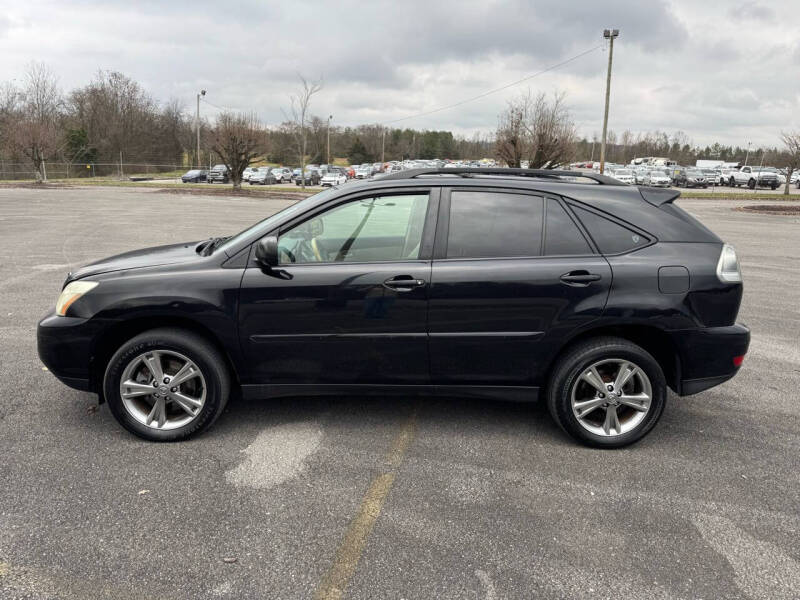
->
[616,170,632,176]
[214,188,339,255]
[687,170,702,176]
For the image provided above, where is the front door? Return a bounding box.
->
[428,189,611,385]
[239,190,437,385]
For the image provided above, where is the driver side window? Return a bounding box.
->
[278,193,429,264]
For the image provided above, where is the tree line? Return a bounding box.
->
[1,62,797,191]
[0,64,493,183]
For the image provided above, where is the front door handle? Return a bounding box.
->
[560,271,602,286]
[383,276,426,292]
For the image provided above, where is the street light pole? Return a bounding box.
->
[599,28,619,175]
[381,128,386,165]
[196,90,206,168]
[744,141,751,167]
[327,115,333,166]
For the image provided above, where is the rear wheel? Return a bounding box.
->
[104,328,230,442]
[547,337,667,448]
[747,179,756,189]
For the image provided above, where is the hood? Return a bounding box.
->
[66,241,202,284]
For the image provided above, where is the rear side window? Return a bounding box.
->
[545,199,592,255]
[447,191,543,258]
[572,206,649,254]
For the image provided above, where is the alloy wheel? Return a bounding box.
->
[119,349,206,430]
[570,358,652,437]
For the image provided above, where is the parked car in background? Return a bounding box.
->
[249,167,276,185]
[242,167,258,182]
[38,166,748,447]
[321,170,347,187]
[207,164,229,184]
[355,166,373,179]
[644,170,672,187]
[756,167,786,186]
[678,168,708,188]
[295,168,321,186]
[271,167,293,183]
[612,169,636,184]
[729,165,779,189]
[181,169,208,183]
[701,169,721,186]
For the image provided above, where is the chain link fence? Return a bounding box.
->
[0,161,206,181]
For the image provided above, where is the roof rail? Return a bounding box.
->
[377,167,625,185]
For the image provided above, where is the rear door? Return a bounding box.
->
[428,189,611,385]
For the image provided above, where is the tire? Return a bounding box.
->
[771,184,777,190]
[729,177,736,187]
[546,337,667,448]
[747,179,756,189]
[103,328,230,442]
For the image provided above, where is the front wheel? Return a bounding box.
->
[104,328,230,442]
[547,337,667,448]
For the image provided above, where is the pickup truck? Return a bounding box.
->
[207,164,229,184]
[728,166,779,189]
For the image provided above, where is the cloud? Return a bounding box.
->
[0,0,797,146]
[728,2,776,21]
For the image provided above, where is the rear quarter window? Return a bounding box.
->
[571,205,649,254]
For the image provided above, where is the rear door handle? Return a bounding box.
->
[560,271,602,286]
[383,276,426,291]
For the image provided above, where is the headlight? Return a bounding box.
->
[56,281,98,316]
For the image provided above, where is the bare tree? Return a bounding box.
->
[525,91,577,168]
[285,75,322,189]
[494,94,529,167]
[8,63,61,181]
[780,131,800,195]
[495,90,576,169]
[210,111,262,189]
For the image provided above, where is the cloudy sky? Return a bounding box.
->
[1,0,798,147]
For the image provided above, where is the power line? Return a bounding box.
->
[200,97,237,112]
[381,43,604,126]
[195,43,603,129]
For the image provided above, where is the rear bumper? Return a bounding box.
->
[670,323,750,396]
[37,311,98,393]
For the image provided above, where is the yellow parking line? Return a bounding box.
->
[314,408,418,600]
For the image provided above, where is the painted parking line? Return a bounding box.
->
[313,406,418,600]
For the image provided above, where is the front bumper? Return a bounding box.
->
[37,311,98,393]
[670,323,750,396]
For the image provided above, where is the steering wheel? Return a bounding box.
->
[278,247,296,263]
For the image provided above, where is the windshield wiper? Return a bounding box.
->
[197,236,229,256]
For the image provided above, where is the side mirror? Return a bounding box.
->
[255,236,279,268]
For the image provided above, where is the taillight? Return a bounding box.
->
[716,243,742,283]
[733,355,745,367]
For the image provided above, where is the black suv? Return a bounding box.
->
[37,169,749,447]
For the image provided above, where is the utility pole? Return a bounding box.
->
[327,115,333,166]
[743,141,751,166]
[381,128,386,165]
[197,90,206,168]
[599,28,619,175]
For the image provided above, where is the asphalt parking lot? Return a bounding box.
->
[1,185,799,600]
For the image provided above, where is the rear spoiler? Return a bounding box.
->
[640,187,680,207]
